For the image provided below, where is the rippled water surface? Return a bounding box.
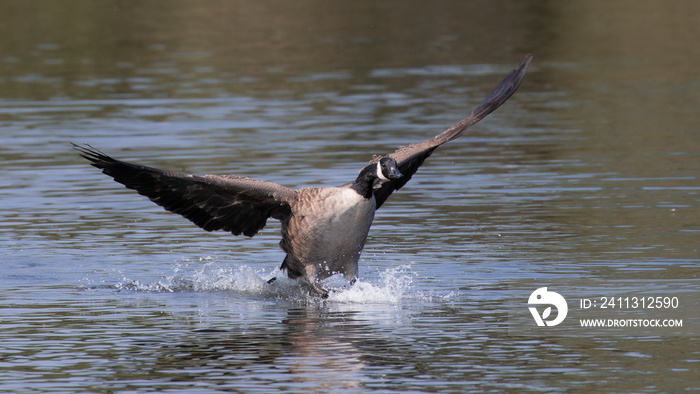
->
[2,1,699,392]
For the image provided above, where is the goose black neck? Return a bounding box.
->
[349,165,378,199]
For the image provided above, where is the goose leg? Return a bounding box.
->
[304,265,329,298]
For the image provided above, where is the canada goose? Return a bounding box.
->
[75,55,531,297]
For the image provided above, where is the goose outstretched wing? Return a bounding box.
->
[371,55,532,209]
[75,144,297,237]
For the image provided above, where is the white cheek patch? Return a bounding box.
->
[376,161,389,181]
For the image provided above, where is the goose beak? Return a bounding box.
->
[388,167,403,179]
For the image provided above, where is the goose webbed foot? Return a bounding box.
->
[311,282,329,299]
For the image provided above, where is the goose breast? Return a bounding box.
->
[281,187,376,281]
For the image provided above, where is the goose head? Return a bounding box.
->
[375,157,403,181]
[350,157,403,198]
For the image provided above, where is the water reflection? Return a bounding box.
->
[154,308,372,390]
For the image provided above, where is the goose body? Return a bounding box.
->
[280,187,377,286]
[76,55,531,297]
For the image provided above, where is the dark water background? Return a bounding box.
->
[1,1,699,392]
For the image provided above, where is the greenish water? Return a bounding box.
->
[1,1,699,392]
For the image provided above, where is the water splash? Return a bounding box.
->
[113,259,274,294]
[110,258,418,304]
[326,265,415,303]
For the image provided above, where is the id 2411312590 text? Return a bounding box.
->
[580,296,679,309]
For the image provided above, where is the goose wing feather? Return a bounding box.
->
[371,55,532,208]
[74,144,297,237]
